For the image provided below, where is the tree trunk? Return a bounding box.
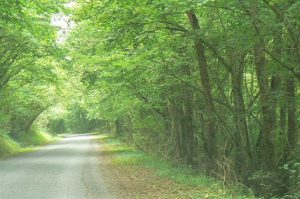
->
[167,99,183,161]
[286,78,297,157]
[231,66,253,174]
[25,108,47,132]
[250,0,276,170]
[187,11,217,163]
[181,65,197,166]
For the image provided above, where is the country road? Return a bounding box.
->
[0,134,115,199]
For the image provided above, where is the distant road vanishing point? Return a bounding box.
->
[0,134,115,199]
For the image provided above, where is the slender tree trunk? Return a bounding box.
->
[254,43,277,170]
[25,108,47,132]
[280,77,297,194]
[231,67,253,174]
[250,0,276,170]
[181,65,197,166]
[187,11,217,162]
[167,99,183,161]
[115,118,123,136]
[286,78,297,157]
[280,106,286,136]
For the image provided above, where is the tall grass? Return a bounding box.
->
[0,128,54,159]
[14,127,53,147]
[0,133,20,158]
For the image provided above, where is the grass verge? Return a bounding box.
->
[14,128,54,147]
[0,133,21,159]
[0,129,55,159]
[98,133,257,199]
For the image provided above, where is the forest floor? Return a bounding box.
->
[97,134,255,199]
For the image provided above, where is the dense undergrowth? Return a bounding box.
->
[98,133,257,199]
[0,128,54,159]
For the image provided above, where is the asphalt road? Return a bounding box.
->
[0,134,114,199]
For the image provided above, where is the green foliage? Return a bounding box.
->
[0,0,70,161]
[65,106,98,133]
[48,118,66,134]
[0,0,69,141]
[0,0,299,198]
[65,0,300,197]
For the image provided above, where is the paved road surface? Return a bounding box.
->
[0,134,114,199]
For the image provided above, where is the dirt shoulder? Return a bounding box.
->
[96,135,255,199]
[100,163,189,199]
[97,140,197,198]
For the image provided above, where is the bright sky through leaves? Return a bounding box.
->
[51,1,76,43]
